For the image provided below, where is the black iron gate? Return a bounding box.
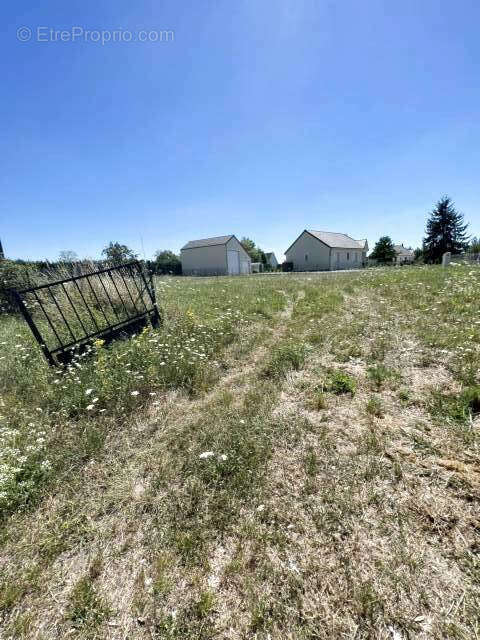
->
[9,261,161,365]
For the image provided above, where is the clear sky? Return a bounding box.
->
[2,0,480,262]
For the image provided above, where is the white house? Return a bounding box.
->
[180,235,251,276]
[355,239,369,266]
[265,252,278,269]
[285,230,366,271]
[393,244,414,264]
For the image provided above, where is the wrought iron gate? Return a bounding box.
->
[9,261,161,365]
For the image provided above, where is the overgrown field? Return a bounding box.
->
[0,266,479,639]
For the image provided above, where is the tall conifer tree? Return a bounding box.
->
[423,197,469,263]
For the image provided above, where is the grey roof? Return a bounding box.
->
[307,230,364,249]
[181,235,233,250]
[355,238,368,249]
[394,244,414,256]
[265,252,276,259]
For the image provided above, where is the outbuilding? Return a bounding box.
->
[180,235,252,276]
[265,252,278,269]
[285,230,366,271]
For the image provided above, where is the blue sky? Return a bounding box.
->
[2,0,480,262]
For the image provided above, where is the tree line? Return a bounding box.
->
[2,197,478,280]
[0,237,275,285]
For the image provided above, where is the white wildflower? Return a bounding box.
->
[85,388,93,396]
[86,404,95,411]
[131,391,139,396]
[199,451,214,459]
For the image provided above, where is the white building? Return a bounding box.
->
[393,244,414,264]
[265,252,278,269]
[354,239,369,266]
[285,230,366,271]
[180,235,251,276]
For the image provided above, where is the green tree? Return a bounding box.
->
[59,250,79,262]
[101,242,138,264]
[468,236,480,254]
[240,237,266,264]
[423,196,469,263]
[370,236,396,264]
[413,247,424,262]
[153,249,182,275]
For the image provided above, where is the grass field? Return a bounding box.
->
[1,265,479,639]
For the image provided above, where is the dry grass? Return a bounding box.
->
[1,266,479,639]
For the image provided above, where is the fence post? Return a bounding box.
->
[8,289,55,366]
[140,263,161,328]
[442,252,451,267]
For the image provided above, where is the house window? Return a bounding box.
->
[347,252,350,261]
[305,253,308,262]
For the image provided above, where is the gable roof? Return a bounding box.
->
[355,238,368,250]
[307,231,364,249]
[286,230,366,254]
[286,230,367,254]
[394,244,414,256]
[181,235,233,250]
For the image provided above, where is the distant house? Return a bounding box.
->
[354,239,369,266]
[285,230,366,271]
[180,235,251,276]
[394,244,414,264]
[265,252,278,269]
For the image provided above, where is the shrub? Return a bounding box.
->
[463,386,480,414]
[0,261,40,313]
[430,386,480,425]
[326,370,356,396]
[262,343,305,378]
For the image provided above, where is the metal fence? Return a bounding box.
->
[454,253,480,264]
[9,261,160,365]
